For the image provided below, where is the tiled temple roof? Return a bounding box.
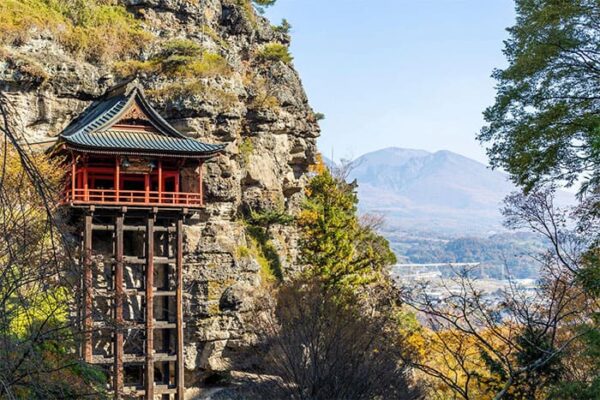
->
[57,82,225,158]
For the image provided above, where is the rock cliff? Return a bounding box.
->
[0,0,319,388]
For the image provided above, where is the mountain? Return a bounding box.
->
[347,147,571,234]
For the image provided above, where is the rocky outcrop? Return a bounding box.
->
[0,0,319,389]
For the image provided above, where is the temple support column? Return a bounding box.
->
[83,210,93,362]
[145,212,155,398]
[114,211,124,399]
[176,213,184,400]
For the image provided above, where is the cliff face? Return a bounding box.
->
[0,0,319,386]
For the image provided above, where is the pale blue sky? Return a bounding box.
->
[265,0,516,164]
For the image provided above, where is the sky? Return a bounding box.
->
[264,0,516,164]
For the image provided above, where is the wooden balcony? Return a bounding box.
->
[63,188,203,208]
[63,155,205,209]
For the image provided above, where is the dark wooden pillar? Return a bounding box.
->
[145,212,155,398]
[114,212,124,398]
[83,211,93,362]
[176,214,184,399]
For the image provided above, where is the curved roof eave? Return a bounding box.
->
[54,82,226,157]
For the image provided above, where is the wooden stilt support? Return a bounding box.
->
[176,214,184,400]
[114,212,124,399]
[83,211,93,362]
[145,212,155,398]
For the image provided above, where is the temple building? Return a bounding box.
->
[52,81,225,399]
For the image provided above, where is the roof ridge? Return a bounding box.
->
[55,81,226,158]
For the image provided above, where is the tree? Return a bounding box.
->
[248,278,423,400]
[404,189,589,400]
[479,0,600,195]
[298,157,396,289]
[235,156,419,398]
[0,96,105,398]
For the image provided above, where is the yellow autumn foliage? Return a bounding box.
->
[0,142,68,337]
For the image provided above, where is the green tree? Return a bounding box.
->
[479,0,600,194]
[549,325,600,400]
[298,158,396,289]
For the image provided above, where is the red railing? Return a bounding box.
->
[64,188,203,207]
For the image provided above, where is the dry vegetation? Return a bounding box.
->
[0,0,151,63]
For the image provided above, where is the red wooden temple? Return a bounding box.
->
[52,81,224,399]
[55,82,223,209]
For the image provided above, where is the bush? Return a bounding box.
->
[2,50,49,83]
[239,137,254,164]
[114,38,230,79]
[257,43,293,64]
[272,18,291,34]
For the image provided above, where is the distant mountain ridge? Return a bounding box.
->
[338,147,566,234]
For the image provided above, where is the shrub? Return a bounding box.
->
[247,207,294,227]
[240,206,292,283]
[246,227,283,282]
[202,25,229,48]
[244,72,280,111]
[114,38,230,79]
[239,137,254,164]
[236,245,251,258]
[256,43,292,64]
[272,18,291,34]
[2,50,49,83]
